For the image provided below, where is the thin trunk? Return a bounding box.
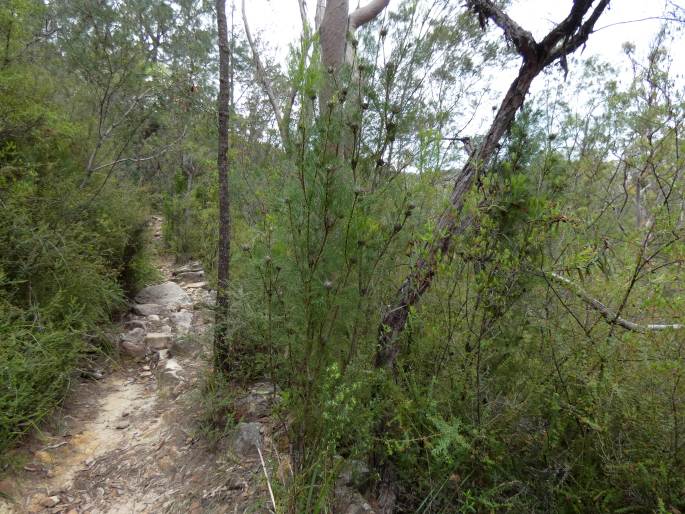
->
[214,0,232,374]
[242,0,287,146]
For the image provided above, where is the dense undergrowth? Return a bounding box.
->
[0,2,155,458]
[164,26,685,514]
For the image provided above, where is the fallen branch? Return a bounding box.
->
[545,271,684,332]
[257,445,278,513]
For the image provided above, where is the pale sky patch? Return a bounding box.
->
[240,0,683,138]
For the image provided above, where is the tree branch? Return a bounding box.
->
[543,0,611,62]
[242,0,289,146]
[545,271,684,332]
[87,129,186,173]
[466,0,537,60]
[349,0,391,30]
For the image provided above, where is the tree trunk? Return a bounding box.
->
[214,0,232,374]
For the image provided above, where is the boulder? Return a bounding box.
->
[185,281,208,289]
[229,422,262,459]
[145,332,173,350]
[157,358,183,389]
[120,340,147,359]
[135,281,191,306]
[132,303,162,316]
[195,289,217,307]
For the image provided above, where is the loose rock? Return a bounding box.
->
[120,340,147,359]
[334,487,376,514]
[40,495,61,508]
[229,423,262,459]
[170,310,193,334]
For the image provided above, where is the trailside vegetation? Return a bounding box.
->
[2,0,685,512]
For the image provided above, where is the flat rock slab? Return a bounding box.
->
[172,261,203,275]
[124,319,147,331]
[145,332,173,350]
[135,282,191,306]
[185,281,208,289]
[175,270,205,283]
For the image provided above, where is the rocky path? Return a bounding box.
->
[0,219,281,514]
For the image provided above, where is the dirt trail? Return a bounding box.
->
[0,218,276,514]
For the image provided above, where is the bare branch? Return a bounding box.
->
[349,0,391,30]
[541,0,594,48]
[297,0,308,29]
[88,130,186,173]
[546,271,684,332]
[466,0,537,60]
[242,0,288,145]
[593,16,683,33]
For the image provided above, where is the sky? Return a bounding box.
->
[241,0,684,137]
[245,0,684,77]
